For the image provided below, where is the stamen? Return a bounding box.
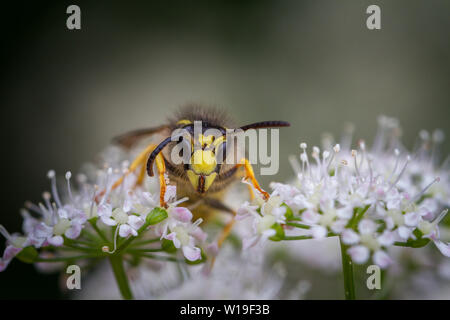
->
[365,157,374,198]
[25,201,43,215]
[407,177,440,207]
[42,192,52,211]
[326,144,340,173]
[0,225,12,241]
[311,146,322,180]
[89,187,98,218]
[300,150,312,179]
[387,149,401,183]
[352,150,361,178]
[192,218,203,228]
[99,168,113,205]
[358,140,366,170]
[104,225,120,254]
[65,171,74,203]
[433,209,449,226]
[51,203,59,225]
[39,202,52,223]
[172,197,190,207]
[47,170,62,208]
[388,155,410,192]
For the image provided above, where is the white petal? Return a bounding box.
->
[191,227,207,243]
[404,212,421,227]
[242,235,260,250]
[342,229,360,245]
[336,207,353,219]
[206,242,219,257]
[100,216,117,226]
[398,226,412,239]
[164,232,181,248]
[127,215,144,230]
[48,235,64,247]
[64,224,82,239]
[434,240,450,257]
[182,245,201,261]
[358,219,377,235]
[377,230,395,247]
[97,204,112,218]
[119,224,133,238]
[171,207,193,223]
[311,225,327,239]
[302,210,320,224]
[164,185,177,202]
[2,245,22,261]
[261,228,276,240]
[373,250,392,269]
[34,223,53,238]
[331,219,347,233]
[347,245,370,264]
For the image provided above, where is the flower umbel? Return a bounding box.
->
[238,116,449,271]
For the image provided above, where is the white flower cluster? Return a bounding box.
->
[237,116,450,268]
[0,152,207,271]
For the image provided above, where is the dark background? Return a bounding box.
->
[1,1,449,299]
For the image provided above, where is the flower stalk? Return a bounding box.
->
[339,237,356,300]
[109,254,133,300]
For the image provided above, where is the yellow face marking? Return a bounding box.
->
[198,134,214,148]
[212,136,225,154]
[186,170,217,193]
[177,119,192,126]
[190,150,217,175]
[204,172,217,191]
[187,170,198,190]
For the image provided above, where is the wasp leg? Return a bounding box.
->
[206,200,236,247]
[203,199,236,269]
[135,162,147,187]
[154,152,168,208]
[110,144,157,190]
[237,158,269,200]
[246,184,255,200]
[96,144,168,208]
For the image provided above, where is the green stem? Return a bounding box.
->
[126,248,164,253]
[89,220,109,243]
[35,254,97,262]
[339,237,356,300]
[283,235,312,240]
[64,243,99,253]
[108,255,133,300]
[285,222,311,229]
[130,238,161,247]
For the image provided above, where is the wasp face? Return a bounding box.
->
[144,112,290,197]
[185,133,224,194]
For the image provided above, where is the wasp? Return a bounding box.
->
[109,104,290,250]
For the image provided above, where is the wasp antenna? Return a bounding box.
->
[146,137,173,176]
[239,121,290,131]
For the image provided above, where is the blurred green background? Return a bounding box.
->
[0,0,449,298]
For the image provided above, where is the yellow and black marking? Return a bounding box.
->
[107,104,290,267]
